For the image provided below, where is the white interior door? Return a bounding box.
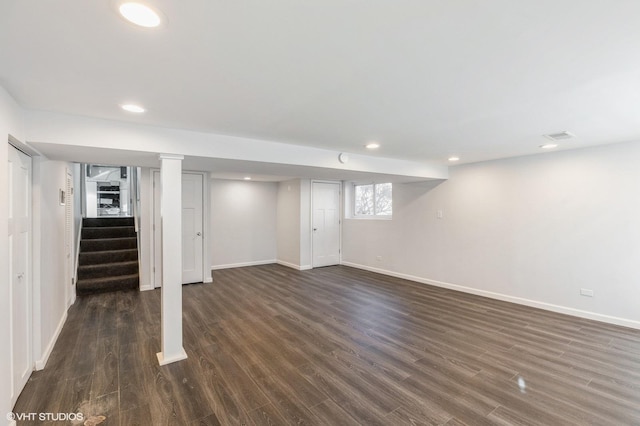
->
[153,171,204,286]
[8,144,32,406]
[312,182,341,268]
[182,173,204,283]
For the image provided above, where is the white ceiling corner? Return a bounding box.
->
[2,0,640,168]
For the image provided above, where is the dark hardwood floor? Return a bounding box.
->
[14,265,640,425]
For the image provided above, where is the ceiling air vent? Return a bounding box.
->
[544,131,575,141]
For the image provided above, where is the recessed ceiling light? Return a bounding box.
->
[448,156,460,162]
[365,142,380,149]
[540,143,558,149]
[243,176,252,180]
[121,104,146,113]
[119,2,162,28]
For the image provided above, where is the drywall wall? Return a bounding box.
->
[277,180,301,268]
[138,167,153,290]
[299,179,312,269]
[210,179,277,269]
[275,179,313,270]
[32,158,72,368]
[26,110,448,180]
[1,85,26,421]
[343,141,640,327]
[72,162,82,291]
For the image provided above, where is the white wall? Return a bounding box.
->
[343,141,640,327]
[1,86,26,423]
[72,162,82,289]
[299,179,312,269]
[277,180,301,267]
[32,159,72,369]
[26,110,448,180]
[210,179,277,269]
[275,179,313,270]
[138,167,153,290]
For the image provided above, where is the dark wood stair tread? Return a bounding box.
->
[78,217,140,294]
[77,273,139,284]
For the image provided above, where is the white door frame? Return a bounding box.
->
[151,169,209,287]
[7,138,34,407]
[310,180,342,268]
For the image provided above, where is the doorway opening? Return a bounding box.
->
[76,164,141,294]
[84,164,133,217]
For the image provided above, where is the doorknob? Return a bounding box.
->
[313,228,318,231]
[196,232,202,236]
[17,273,24,280]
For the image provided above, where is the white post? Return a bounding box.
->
[156,154,187,366]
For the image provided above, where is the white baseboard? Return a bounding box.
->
[35,309,68,370]
[278,262,312,271]
[276,260,299,270]
[139,284,155,291]
[156,348,188,366]
[211,259,277,270]
[341,261,640,330]
[203,277,213,283]
[276,260,312,271]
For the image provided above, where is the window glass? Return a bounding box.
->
[375,183,392,216]
[354,184,374,215]
[353,183,392,217]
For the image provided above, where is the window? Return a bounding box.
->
[354,183,392,217]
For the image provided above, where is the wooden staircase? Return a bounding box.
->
[77,217,139,295]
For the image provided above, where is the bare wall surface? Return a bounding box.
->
[276,180,301,267]
[211,179,277,268]
[34,159,70,357]
[343,141,640,326]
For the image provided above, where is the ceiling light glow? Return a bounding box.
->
[243,176,252,180]
[448,156,460,162]
[365,142,380,149]
[540,143,558,149]
[119,2,162,28]
[121,104,145,113]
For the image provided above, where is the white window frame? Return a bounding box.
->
[352,182,392,219]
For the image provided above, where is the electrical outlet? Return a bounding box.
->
[436,210,444,219]
[580,288,594,297]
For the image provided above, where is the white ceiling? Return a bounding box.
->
[2,0,640,165]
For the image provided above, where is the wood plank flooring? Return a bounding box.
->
[14,265,640,425]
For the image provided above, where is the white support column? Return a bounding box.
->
[156,154,187,366]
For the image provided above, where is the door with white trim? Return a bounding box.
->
[8,144,32,406]
[312,182,341,268]
[153,171,204,286]
[182,173,204,283]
